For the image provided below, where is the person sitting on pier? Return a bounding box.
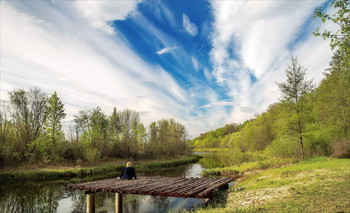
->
[119,161,137,180]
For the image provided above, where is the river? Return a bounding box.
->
[0,152,241,213]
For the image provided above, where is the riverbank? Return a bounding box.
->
[0,155,201,183]
[195,157,350,212]
[194,148,234,153]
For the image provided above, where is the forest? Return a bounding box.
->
[0,90,192,167]
[191,52,349,158]
[190,0,350,160]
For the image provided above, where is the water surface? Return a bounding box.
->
[0,152,242,212]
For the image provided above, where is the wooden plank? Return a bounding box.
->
[195,178,233,198]
[183,178,227,198]
[69,176,233,199]
[128,177,187,195]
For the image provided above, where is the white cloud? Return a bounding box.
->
[198,100,234,109]
[0,1,196,134]
[209,0,333,124]
[203,68,212,82]
[156,46,176,55]
[183,14,198,36]
[74,0,139,34]
[192,56,199,71]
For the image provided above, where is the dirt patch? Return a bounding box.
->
[226,186,291,209]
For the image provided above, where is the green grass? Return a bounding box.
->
[201,158,295,177]
[194,148,235,153]
[195,157,350,213]
[0,155,201,183]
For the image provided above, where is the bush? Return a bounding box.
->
[305,131,333,157]
[29,134,49,162]
[264,137,297,158]
[331,138,350,158]
[84,148,101,163]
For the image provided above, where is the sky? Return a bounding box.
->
[0,0,335,137]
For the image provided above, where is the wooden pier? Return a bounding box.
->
[69,176,233,213]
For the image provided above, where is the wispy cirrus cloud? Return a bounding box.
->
[183,14,198,36]
[0,1,193,134]
[156,46,176,55]
[198,100,234,109]
[74,0,139,34]
[192,57,199,71]
[209,0,333,124]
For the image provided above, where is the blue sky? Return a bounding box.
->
[0,0,334,137]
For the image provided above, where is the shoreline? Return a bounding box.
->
[0,155,201,183]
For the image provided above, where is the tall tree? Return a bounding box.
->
[109,107,120,137]
[9,88,48,159]
[45,92,66,145]
[276,56,314,159]
[118,109,140,158]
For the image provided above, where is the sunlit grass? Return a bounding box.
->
[195,157,350,213]
[201,157,295,177]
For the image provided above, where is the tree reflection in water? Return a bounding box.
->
[0,162,207,212]
[198,151,258,169]
[0,182,74,213]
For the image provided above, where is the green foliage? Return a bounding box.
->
[236,114,273,152]
[146,118,191,157]
[199,151,263,169]
[312,0,350,158]
[202,157,294,177]
[45,92,66,145]
[0,88,192,167]
[276,56,314,159]
[264,137,297,158]
[8,88,49,161]
[276,56,314,103]
[190,124,240,149]
[84,148,101,163]
[314,0,350,65]
[314,57,350,137]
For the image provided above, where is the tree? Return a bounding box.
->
[314,0,350,65]
[109,107,120,137]
[118,109,141,158]
[276,56,314,159]
[315,55,350,138]
[45,92,66,145]
[314,0,350,156]
[9,88,48,159]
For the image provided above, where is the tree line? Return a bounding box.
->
[191,0,350,159]
[0,90,191,166]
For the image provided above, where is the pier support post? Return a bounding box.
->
[86,193,95,213]
[115,193,123,213]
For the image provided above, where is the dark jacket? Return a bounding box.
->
[119,167,137,180]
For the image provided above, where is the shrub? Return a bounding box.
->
[84,148,101,163]
[331,138,350,158]
[264,137,297,158]
[305,131,333,157]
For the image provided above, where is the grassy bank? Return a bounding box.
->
[194,148,234,153]
[201,157,296,177]
[0,155,201,183]
[195,157,350,213]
